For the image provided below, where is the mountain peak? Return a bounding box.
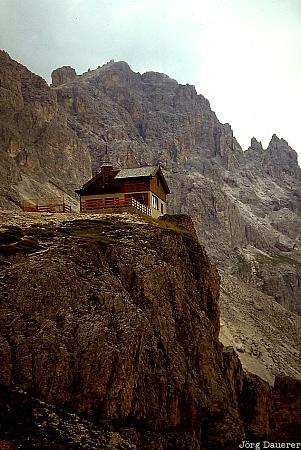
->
[250,137,264,152]
[266,134,300,178]
[102,60,132,72]
[268,134,295,155]
[269,133,288,146]
[51,66,77,86]
[141,70,178,86]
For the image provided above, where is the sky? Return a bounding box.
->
[0,0,300,156]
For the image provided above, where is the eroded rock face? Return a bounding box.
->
[246,134,301,180]
[48,58,301,315]
[1,52,301,316]
[270,376,301,441]
[0,51,91,209]
[0,213,299,448]
[0,384,135,449]
[0,214,230,449]
[51,66,77,86]
[1,52,301,399]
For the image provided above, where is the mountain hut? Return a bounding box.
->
[75,164,170,218]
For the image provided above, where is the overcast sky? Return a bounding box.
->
[0,0,300,157]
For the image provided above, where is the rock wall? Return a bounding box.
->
[1,51,301,411]
[1,51,301,314]
[270,376,301,441]
[51,66,77,87]
[0,213,300,448]
[0,51,91,209]
[50,60,301,315]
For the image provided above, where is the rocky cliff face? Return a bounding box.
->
[51,66,77,87]
[0,51,91,210]
[51,61,243,174]
[0,212,300,448]
[48,60,301,316]
[1,52,301,378]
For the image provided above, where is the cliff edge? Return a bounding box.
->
[0,212,300,449]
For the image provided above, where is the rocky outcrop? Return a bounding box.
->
[51,66,77,86]
[48,58,301,315]
[220,274,301,385]
[0,384,135,449]
[0,212,300,448]
[270,376,301,441]
[0,50,91,209]
[0,213,226,448]
[246,134,301,180]
[1,52,301,314]
[266,134,300,179]
[1,50,301,396]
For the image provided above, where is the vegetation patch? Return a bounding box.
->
[236,252,253,279]
[57,220,113,244]
[256,251,301,268]
[254,253,273,266]
[71,231,112,244]
[140,215,193,237]
[156,219,192,237]
[55,216,194,246]
[270,252,301,268]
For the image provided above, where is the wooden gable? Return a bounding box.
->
[76,165,120,195]
[76,165,170,201]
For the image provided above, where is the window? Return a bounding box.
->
[152,194,159,210]
[161,203,164,214]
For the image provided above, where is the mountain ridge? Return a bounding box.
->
[51,59,300,163]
